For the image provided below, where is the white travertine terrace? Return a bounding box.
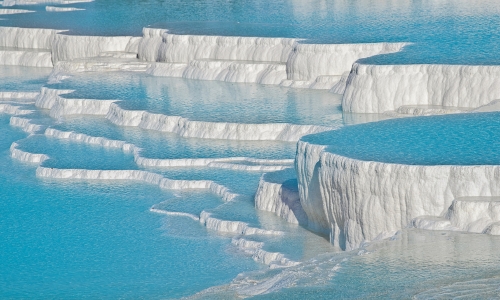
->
[0,27,62,50]
[0,49,53,67]
[286,43,406,81]
[51,34,141,62]
[7,123,288,265]
[0,8,33,14]
[232,238,300,268]
[10,142,49,163]
[343,63,500,113]
[35,87,335,141]
[0,26,407,92]
[200,211,284,236]
[146,60,287,85]
[5,21,500,255]
[138,28,296,63]
[0,103,33,115]
[296,139,500,250]
[137,28,406,88]
[0,91,38,99]
[36,167,239,201]
[412,197,500,235]
[2,0,92,6]
[45,127,294,171]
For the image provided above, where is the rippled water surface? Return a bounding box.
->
[0,65,51,91]
[304,112,500,165]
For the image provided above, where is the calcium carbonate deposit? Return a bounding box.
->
[2,0,500,299]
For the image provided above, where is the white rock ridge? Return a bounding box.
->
[10,116,46,133]
[36,167,238,201]
[45,6,85,12]
[0,8,33,14]
[45,127,293,171]
[232,238,300,268]
[0,91,39,99]
[2,0,92,6]
[10,142,49,163]
[200,211,284,236]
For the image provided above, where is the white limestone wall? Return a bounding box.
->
[254,170,308,225]
[147,60,287,85]
[0,26,411,91]
[182,60,287,85]
[295,142,329,235]
[154,33,297,63]
[35,87,74,109]
[287,43,407,81]
[446,198,500,233]
[51,59,149,79]
[280,74,344,90]
[343,63,500,113]
[51,34,140,62]
[233,237,300,268]
[0,49,52,67]
[138,29,297,63]
[296,140,500,250]
[137,28,168,62]
[329,72,350,94]
[412,197,500,235]
[0,27,61,49]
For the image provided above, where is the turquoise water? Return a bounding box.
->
[49,73,343,126]
[0,116,261,299]
[17,134,138,169]
[2,66,337,298]
[0,66,51,91]
[303,112,500,166]
[3,0,500,64]
[251,230,500,299]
